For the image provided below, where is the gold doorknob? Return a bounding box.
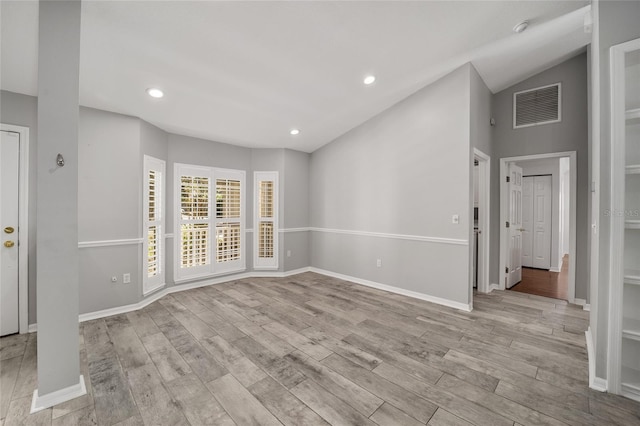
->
[4,241,15,248]
[4,227,14,234]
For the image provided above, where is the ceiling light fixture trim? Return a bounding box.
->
[513,20,529,33]
[290,129,300,135]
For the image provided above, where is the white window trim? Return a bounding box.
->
[512,82,562,129]
[143,155,166,295]
[174,163,246,283]
[254,171,279,270]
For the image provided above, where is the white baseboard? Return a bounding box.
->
[27,268,314,331]
[488,283,500,292]
[572,298,591,311]
[31,375,86,413]
[585,327,608,392]
[550,267,562,273]
[592,377,608,392]
[309,267,471,312]
[621,383,640,402]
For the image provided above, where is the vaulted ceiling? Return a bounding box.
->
[1,1,591,152]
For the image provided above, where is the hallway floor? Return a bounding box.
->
[1,273,639,425]
[510,255,570,300]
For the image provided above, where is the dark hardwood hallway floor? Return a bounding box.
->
[510,255,570,300]
[1,272,639,425]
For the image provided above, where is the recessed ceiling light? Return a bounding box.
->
[290,129,300,136]
[146,88,164,98]
[363,75,376,85]
[513,20,529,33]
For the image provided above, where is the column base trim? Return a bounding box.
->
[31,375,86,413]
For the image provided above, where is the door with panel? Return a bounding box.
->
[521,177,534,267]
[532,175,552,269]
[507,164,523,289]
[1,130,20,336]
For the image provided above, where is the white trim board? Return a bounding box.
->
[76,228,467,251]
[309,267,472,312]
[473,148,491,297]
[31,375,86,413]
[1,124,30,334]
[78,238,143,248]
[586,327,607,392]
[280,227,310,233]
[309,227,468,246]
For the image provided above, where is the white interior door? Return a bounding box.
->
[507,164,523,289]
[1,131,20,336]
[522,177,534,267]
[532,175,552,269]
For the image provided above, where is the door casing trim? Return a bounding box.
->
[1,124,30,334]
[499,151,577,303]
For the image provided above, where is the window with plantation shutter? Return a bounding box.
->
[254,171,278,269]
[214,171,244,273]
[513,83,561,128]
[174,164,245,281]
[143,156,165,294]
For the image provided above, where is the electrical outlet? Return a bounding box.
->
[111,276,117,283]
[123,273,131,284]
[287,250,292,257]
[376,259,382,267]
[452,214,459,224]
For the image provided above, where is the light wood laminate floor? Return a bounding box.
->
[1,272,639,425]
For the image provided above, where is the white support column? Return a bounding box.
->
[32,0,86,412]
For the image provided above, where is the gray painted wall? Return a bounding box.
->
[309,64,473,306]
[283,149,310,271]
[490,53,589,300]
[594,0,640,380]
[470,66,493,157]
[0,91,38,324]
[78,108,142,312]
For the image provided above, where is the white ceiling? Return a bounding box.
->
[1,1,591,153]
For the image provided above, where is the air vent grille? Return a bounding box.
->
[513,83,561,128]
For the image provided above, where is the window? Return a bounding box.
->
[215,170,244,273]
[513,83,561,129]
[254,171,278,269]
[175,164,245,281]
[143,156,165,294]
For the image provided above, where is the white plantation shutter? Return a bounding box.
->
[143,156,165,294]
[214,170,245,273]
[254,172,278,269]
[513,83,561,128]
[175,164,213,280]
[174,164,245,281]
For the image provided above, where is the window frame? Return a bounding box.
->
[143,155,166,295]
[174,163,245,282]
[254,171,279,270]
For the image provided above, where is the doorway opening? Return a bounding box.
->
[471,148,490,302]
[499,151,576,302]
[0,124,29,336]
